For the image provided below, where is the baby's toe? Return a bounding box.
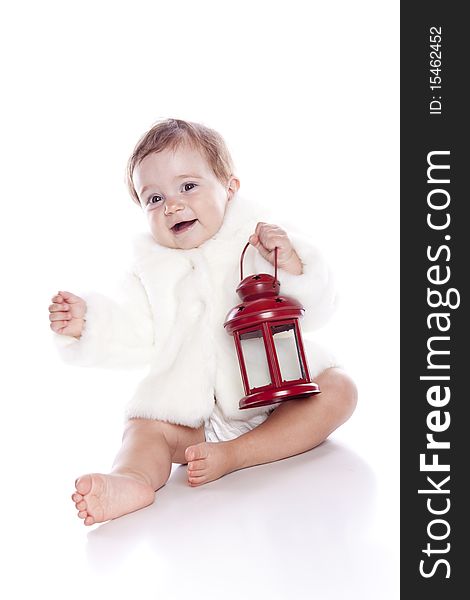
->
[72,492,82,503]
[185,446,195,462]
[75,475,92,496]
[188,461,205,472]
[78,510,87,519]
[76,500,87,511]
[84,515,95,526]
[188,474,206,486]
[185,443,209,462]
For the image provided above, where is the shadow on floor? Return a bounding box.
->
[84,439,396,599]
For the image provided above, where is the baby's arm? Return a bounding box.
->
[250,222,336,330]
[49,271,155,368]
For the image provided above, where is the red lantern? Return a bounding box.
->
[224,242,320,410]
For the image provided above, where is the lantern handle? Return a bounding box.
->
[240,242,278,287]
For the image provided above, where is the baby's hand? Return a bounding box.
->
[249,223,303,275]
[49,291,86,338]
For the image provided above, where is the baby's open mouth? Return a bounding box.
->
[171,219,198,234]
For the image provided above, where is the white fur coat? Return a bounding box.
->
[54,195,338,427]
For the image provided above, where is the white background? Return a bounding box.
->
[1,1,399,598]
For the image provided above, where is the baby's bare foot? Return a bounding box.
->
[71,473,155,526]
[185,441,238,486]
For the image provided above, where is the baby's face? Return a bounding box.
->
[133,145,239,249]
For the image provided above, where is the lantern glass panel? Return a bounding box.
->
[239,329,272,390]
[271,323,305,381]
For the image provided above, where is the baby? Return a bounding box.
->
[49,118,357,526]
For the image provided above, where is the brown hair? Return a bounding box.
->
[126,118,235,205]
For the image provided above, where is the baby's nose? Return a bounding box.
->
[164,197,185,215]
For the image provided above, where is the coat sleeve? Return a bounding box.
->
[252,230,337,331]
[53,270,155,368]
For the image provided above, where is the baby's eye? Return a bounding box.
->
[183,183,197,192]
[148,194,163,205]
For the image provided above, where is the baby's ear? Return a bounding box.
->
[227,175,240,200]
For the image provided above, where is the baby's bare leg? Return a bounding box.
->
[186,368,357,486]
[72,418,205,525]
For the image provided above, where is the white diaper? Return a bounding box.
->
[204,402,276,442]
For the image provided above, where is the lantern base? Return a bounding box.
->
[239,382,320,410]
